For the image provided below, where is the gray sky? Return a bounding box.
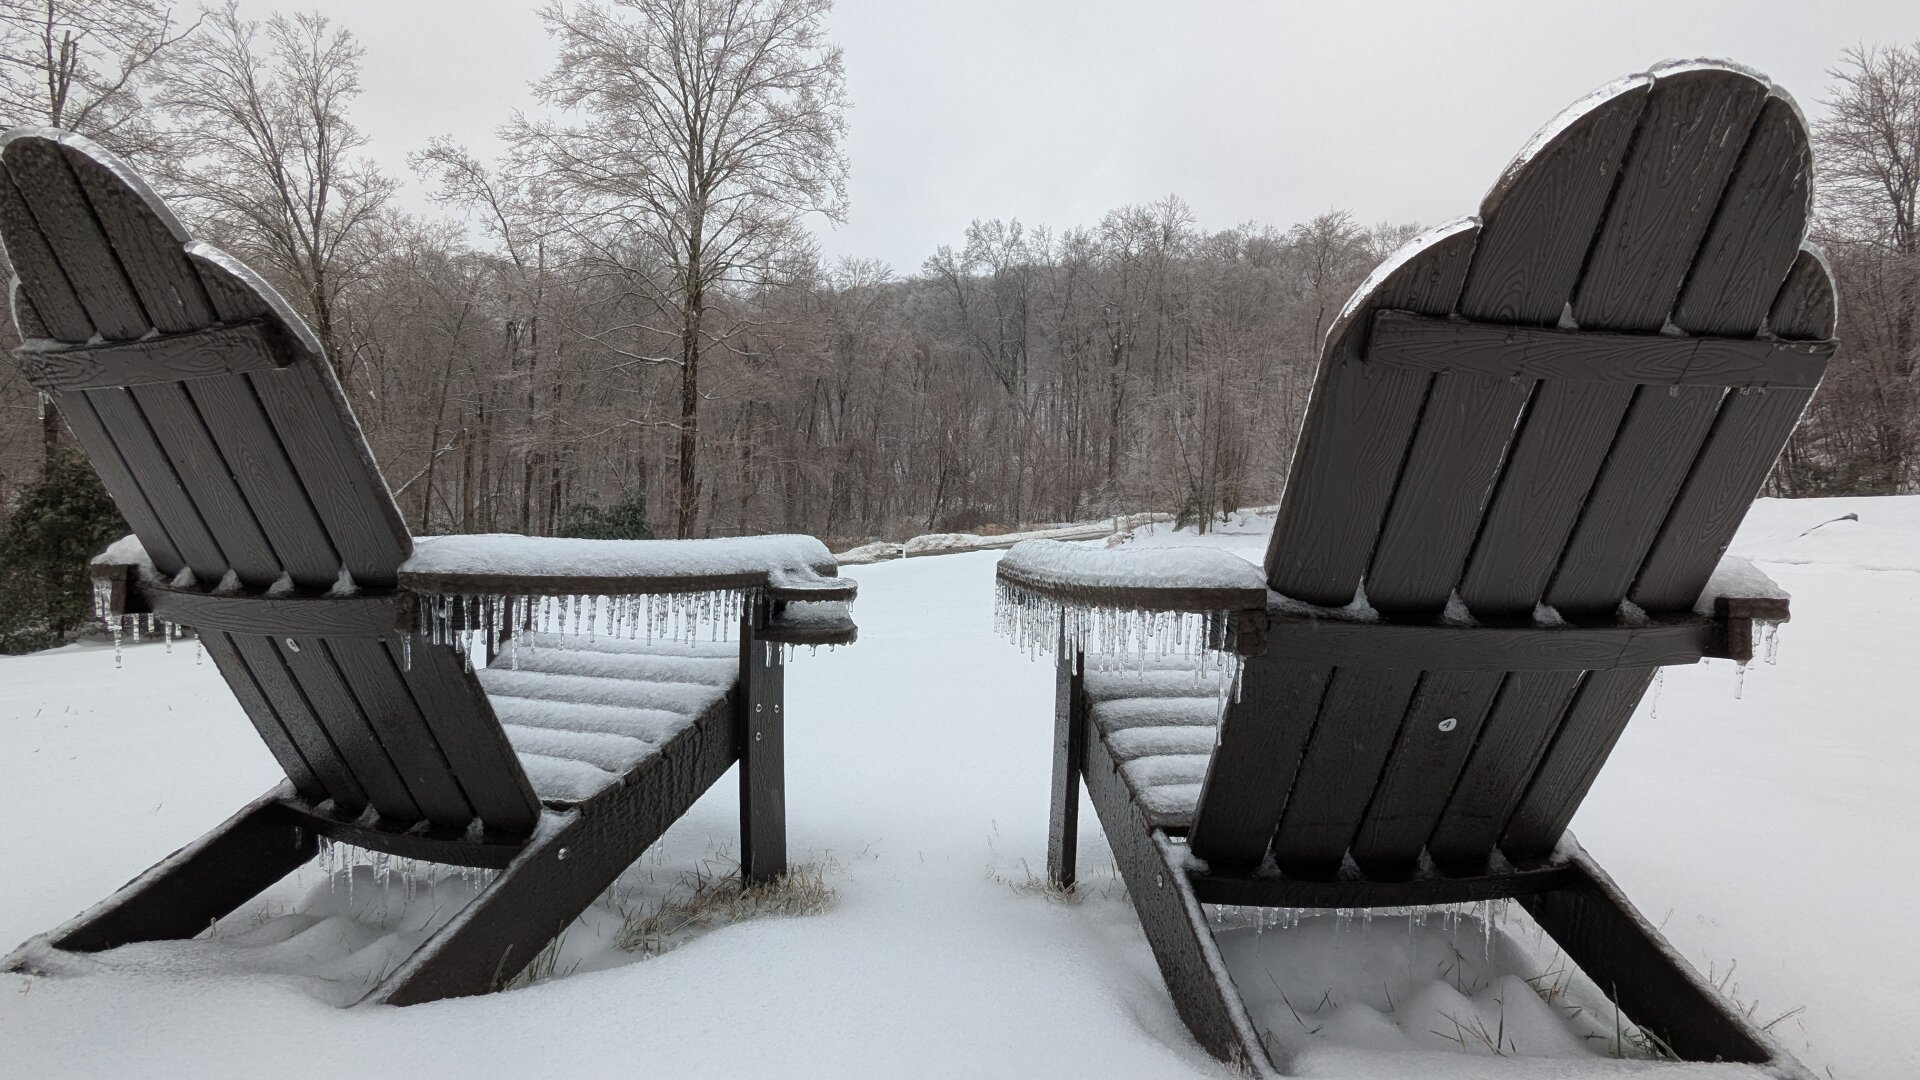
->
[265,0,1914,273]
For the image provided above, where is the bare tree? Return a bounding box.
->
[0,0,197,466]
[0,0,197,159]
[150,2,392,374]
[1804,41,1920,491]
[511,0,849,537]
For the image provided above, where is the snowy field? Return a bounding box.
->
[1,496,1914,1079]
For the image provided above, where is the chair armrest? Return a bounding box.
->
[1693,554,1789,664]
[89,534,157,617]
[996,539,1268,655]
[761,600,858,647]
[398,533,846,598]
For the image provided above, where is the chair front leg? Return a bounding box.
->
[1048,646,1087,888]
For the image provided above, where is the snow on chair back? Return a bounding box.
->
[1190,63,1835,877]
[0,129,543,840]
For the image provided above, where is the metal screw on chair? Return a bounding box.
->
[755,731,763,742]
[557,847,568,860]
[285,638,300,652]
[1438,717,1458,732]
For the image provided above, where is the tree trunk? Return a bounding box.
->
[677,262,703,538]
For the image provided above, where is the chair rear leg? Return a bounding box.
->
[10,786,314,961]
[1048,649,1087,888]
[739,608,787,885]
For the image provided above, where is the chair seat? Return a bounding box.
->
[478,633,738,805]
[1084,659,1228,830]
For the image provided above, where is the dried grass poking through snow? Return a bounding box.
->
[614,855,838,958]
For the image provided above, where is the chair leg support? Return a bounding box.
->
[739,607,787,886]
[1048,649,1086,888]
[1522,843,1813,1078]
[11,785,315,960]
[370,700,740,1006]
[1083,721,1278,1075]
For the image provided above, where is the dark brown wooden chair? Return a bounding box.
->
[0,128,856,1005]
[998,62,1828,1078]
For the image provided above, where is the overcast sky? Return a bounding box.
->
[256,0,1914,273]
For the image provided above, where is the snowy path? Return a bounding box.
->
[1,497,1914,1078]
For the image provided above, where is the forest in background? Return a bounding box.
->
[0,1,1914,570]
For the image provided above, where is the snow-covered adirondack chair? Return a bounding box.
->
[0,129,856,1004]
[996,61,1828,1078]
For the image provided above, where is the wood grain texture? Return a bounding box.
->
[58,139,212,334]
[1264,222,1479,605]
[372,693,740,1005]
[140,585,404,637]
[51,389,187,575]
[1671,97,1814,335]
[326,638,474,830]
[390,639,541,836]
[198,631,326,800]
[1349,670,1504,875]
[1500,666,1657,855]
[1572,68,1768,330]
[0,168,92,341]
[1189,658,1330,869]
[1361,372,1533,612]
[0,139,148,339]
[83,386,230,583]
[272,634,422,822]
[1366,312,1829,387]
[1267,668,1420,876]
[128,380,281,585]
[187,373,341,588]
[228,634,369,812]
[1461,78,1649,324]
[1048,651,1088,887]
[1426,671,1581,868]
[17,320,288,391]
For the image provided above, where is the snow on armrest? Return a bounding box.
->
[995,539,1267,613]
[762,599,858,646]
[768,565,858,604]
[1692,554,1790,624]
[398,533,842,597]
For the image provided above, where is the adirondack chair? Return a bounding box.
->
[997,62,1829,1077]
[0,129,856,1004]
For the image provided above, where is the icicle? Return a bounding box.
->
[1649,668,1665,719]
[401,632,412,671]
[111,616,123,668]
[1734,660,1747,699]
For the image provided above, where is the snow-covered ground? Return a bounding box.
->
[1,496,1913,1078]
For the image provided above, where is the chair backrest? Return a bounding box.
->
[2,130,542,838]
[1189,63,1835,876]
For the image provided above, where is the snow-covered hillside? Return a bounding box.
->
[1,496,1913,1079]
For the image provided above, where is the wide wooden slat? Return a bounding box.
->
[129,381,283,585]
[1366,312,1829,387]
[1671,97,1815,335]
[83,387,230,583]
[273,635,422,822]
[59,139,214,333]
[1188,659,1331,869]
[1348,670,1504,875]
[1266,668,1419,876]
[186,248,411,588]
[1189,856,1579,909]
[198,632,325,801]
[1263,221,1479,606]
[1426,671,1582,868]
[0,141,148,339]
[227,634,369,812]
[189,374,341,587]
[391,639,542,836]
[1500,666,1658,855]
[51,390,187,575]
[327,639,474,830]
[0,171,92,341]
[18,321,290,391]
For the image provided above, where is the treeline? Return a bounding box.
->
[0,3,1914,566]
